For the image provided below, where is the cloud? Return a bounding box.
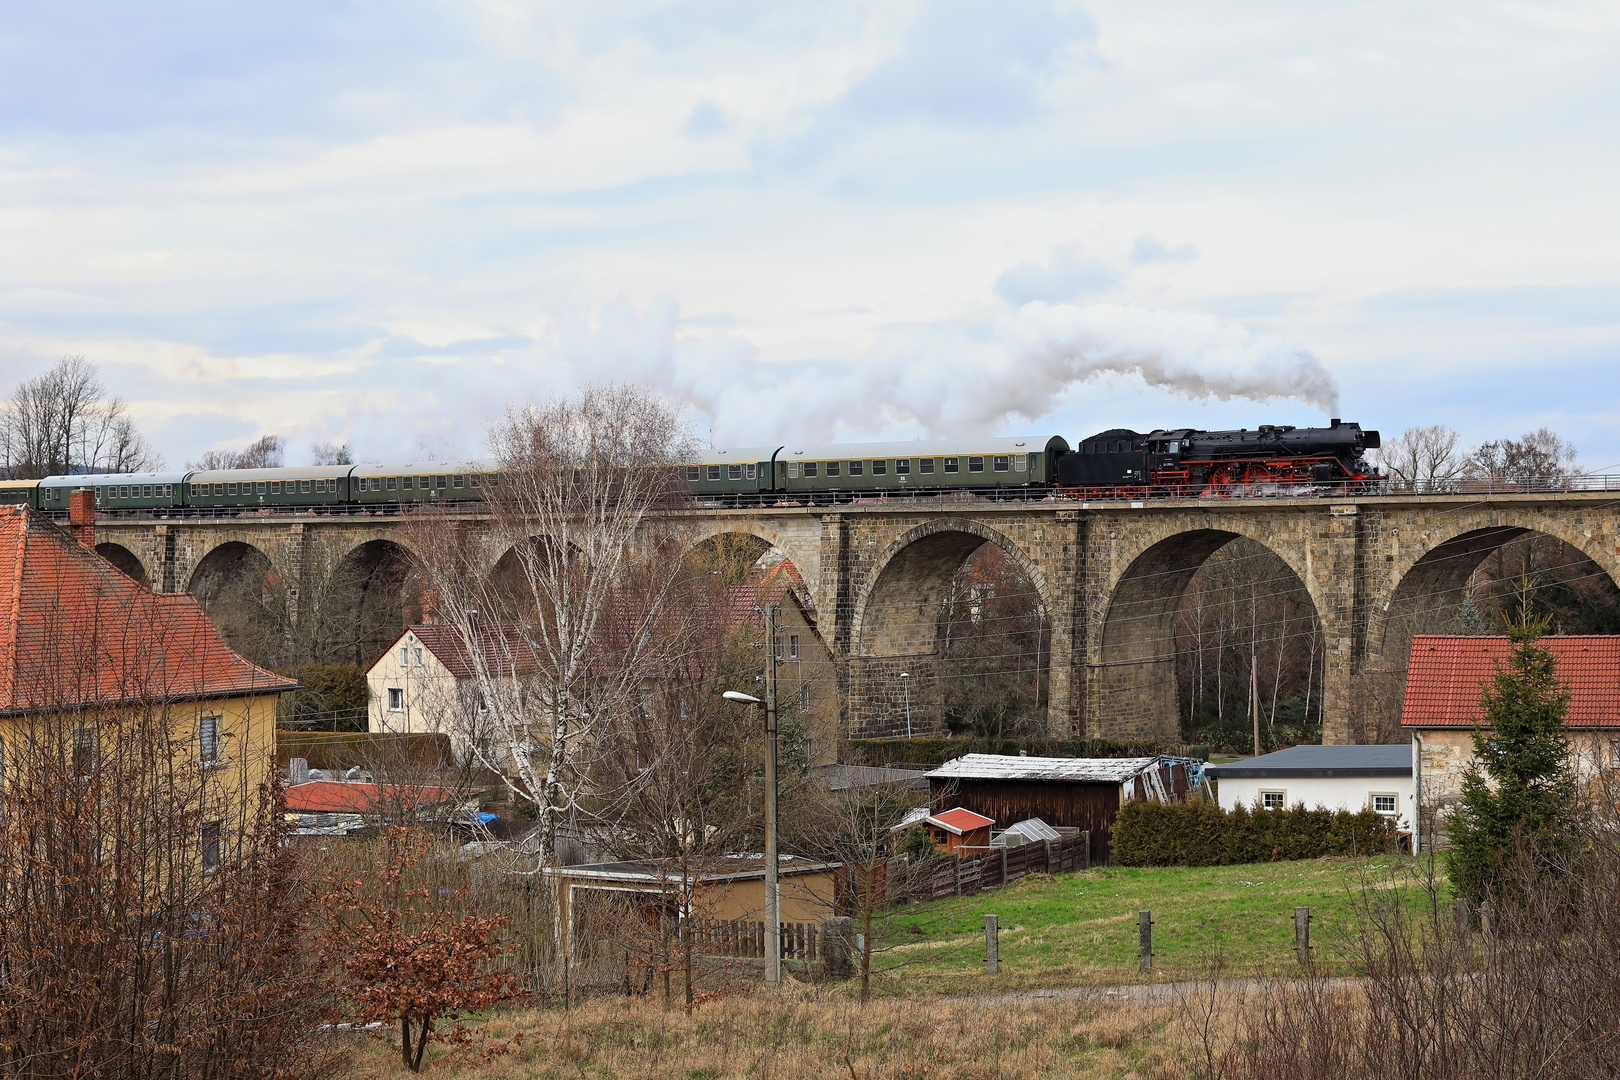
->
[994,246,1119,305]
[683,101,728,137]
[1129,234,1198,264]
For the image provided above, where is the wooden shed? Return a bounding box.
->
[926,754,1199,865]
[922,807,994,854]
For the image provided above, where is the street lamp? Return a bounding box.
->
[900,672,912,739]
[723,608,782,989]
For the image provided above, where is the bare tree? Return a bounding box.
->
[1375,424,1466,493]
[402,383,698,866]
[0,355,163,477]
[189,433,285,471]
[1468,427,1579,486]
[312,441,353,465]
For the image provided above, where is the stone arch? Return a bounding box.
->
[95,542,147,586]
[676,517,826,613]
[330,538,421,666]
[849,519,1054,738]
[1093,526,1327,743]
[187,540,283,668]
[1375,515,1620,664]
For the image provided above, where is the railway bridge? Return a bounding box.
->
[89,491,1620,744]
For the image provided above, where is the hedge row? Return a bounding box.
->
[846,736,1209,768]
[1110,798,1396,867]
[274,730,452,772]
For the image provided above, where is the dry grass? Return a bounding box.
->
[343,984,1197,1079]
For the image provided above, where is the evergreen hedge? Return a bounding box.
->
[1111,798,1396,867]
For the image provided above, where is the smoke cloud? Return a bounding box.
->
[662,300,1340,444]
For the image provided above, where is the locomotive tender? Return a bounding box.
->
[0,420,1379,515]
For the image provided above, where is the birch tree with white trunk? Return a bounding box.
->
[402,384,697,865]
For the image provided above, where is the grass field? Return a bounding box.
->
[871,853,1444,992]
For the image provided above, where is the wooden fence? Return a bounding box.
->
[687,918,821,960]
[889,833,1091,905]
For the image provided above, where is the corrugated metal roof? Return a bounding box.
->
[927,753,1161,783]
[926,807,995,834]
[1205,744,1411,779]
[1402,634,1620,728]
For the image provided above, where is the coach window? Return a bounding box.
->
[943,458,959,473]
[871,460,886,475]
[386,476,397,490]
[118,486,128,498]
[270,482,281,494]
[708,464,723,481]
[300,480,311,493]
[227,483,237,495]
[686,466,700,481]
[825,461,839,477]
[186,485,194,497]
[787,462,800,478]
[400,476,412,490]
[728,464,742,480]
[142,485,153,497]
[453,475,464,488]
[968,457,984,473]
[895,459,910,474]
[848,460,862,476]
[993,456,1009,472]
[919,459,934,474]
[803,462,817,478]
[468,474,481,488]
[436,476,447,489]
[746,463,757,479]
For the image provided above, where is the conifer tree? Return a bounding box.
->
[1446,610,1576,902]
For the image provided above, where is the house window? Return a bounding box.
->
[800,686,811,709]
[871,460,887,475]
[399,646,409,665]
[788,633,800,659]
[73,729,96,777]
[943,458,959,473]
[848,460,863,476]
[387,688,404,712]
[201,822,221,872]
[413,648,424,667]
[199,715,220,767]
[1609,742,1620,769]
[920,459,934,474]
[1260,791,1285,810]
[1371,794,1398,815]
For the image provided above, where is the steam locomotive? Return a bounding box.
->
[1055,419,1381,499]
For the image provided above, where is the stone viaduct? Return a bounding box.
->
[88,491,1620,745]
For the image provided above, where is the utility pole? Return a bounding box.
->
[763,604,781,987]
[900,671,912,739]
[1251,651,1261,757]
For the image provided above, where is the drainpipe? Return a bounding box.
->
[1412,731,1422,855]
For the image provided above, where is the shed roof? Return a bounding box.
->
[1205,744,1412,779]
[284,781,475,815]
[0,505,295,712]
[1401,635,1620,729]
[927,753,1161,784]
[925,807,995,834]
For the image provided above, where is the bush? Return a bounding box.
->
[1111,798,1396,866]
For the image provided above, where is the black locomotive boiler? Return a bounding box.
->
[1055,419,1380,499]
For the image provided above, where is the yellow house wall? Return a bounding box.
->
[556,868,838,941]
[776,600,839,768]
[1416,727,1617,847]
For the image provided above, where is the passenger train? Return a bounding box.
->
[0,420,1380,514]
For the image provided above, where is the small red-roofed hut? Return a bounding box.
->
[923,807,995,853]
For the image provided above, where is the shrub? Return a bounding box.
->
[1111,798,1395,867]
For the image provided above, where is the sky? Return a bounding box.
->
[1,0,1618,469]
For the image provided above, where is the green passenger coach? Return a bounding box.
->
[775,436,1069,499]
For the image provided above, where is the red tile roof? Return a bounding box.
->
[926,807,995,835]
[0,506,295,713]
[284,780,473,814]
[1401,634,1620,729]
[400,623,539,680]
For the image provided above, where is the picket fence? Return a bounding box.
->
[686,918,820,961]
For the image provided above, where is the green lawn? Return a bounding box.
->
[868,854,1447,993]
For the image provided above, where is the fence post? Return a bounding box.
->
[1044,838,1053,875]
[1138,910,1152,972]
[1454,896,1474,959]
[954,854,962,897]
[1293,906,1311,965]
[985,914,999,974]
[1000,846,1008,885]
[1480,900,1494,943]
[1083,830,1091,870]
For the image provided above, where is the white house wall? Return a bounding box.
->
[1216,773,1416,834]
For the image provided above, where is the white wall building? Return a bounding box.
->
[366,623,526,764]
[1205,744,1416,836]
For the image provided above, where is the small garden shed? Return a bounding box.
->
[926,754,1199,865]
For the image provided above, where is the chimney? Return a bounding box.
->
[68,489,95,549]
